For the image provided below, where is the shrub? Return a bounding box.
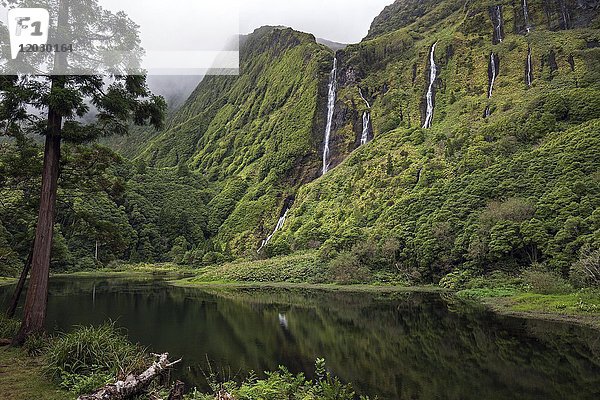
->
[570,246,600,288]
[23,332,50,356]
[523,267,572,295]
[186,359,362,400]
[44,323,149,394]
[439,270,474,290]
[0,315,20,338]
[328,252,371,284]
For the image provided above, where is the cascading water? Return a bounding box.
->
[523,0,531,33]
[359,87,371,109]
[257,208,289,253]
[526,47,533,87]
[359,87,371,146]
[485,53,498,118]
[488,53,497,99]
[360,112,370,146]
[422,42,438,129]
[322,58,338,175]
[492,5,504,44]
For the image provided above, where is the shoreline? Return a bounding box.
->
[1,270,598,330]
[474,296,600,330]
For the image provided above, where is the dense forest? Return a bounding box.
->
[1,0,600,288]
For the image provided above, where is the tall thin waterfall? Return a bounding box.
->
[526,47,533,87]
[523,0,531,32]
[422,42,438,129]
[485,53,498,118]
[257,208,289,253]
[360,112,370,146]
[488,53,497,99]
[492,5,503,43]
[359,87,371,146]
[359,87,371,108]
[322,57,338,175]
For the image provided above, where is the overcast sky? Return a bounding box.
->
[99,0,395,47]
[239,0,395,44]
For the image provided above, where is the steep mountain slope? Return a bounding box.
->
[123,0,600,281]
[263,0,600,280]
[133,27,333,255]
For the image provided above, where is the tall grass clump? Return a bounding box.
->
[0,314,20,338]
[44,323,149,394]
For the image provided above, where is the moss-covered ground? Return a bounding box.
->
[0,348,72,400]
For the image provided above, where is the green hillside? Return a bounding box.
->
[263,0,600,281]
[1,0,599,286]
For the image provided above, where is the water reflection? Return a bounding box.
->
[1,278,599,399]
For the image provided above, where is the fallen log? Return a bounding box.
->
[77,353,181,400]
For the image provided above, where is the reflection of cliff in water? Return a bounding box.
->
[1,278,598,399]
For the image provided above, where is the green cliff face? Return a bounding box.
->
[132,27,333,256]
[124,0,600,279]
[268,0,600,280]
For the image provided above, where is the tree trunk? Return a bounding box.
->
[12,80,63,345]
[5,240,34,318]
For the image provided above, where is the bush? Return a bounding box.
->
[23,332,50,356]
[570,246,600,288]
[523,267,573,295]
[439,270,474,290]
[328,252,371,285]
[186,359,363,400]
[0,315,20,338]
[44,323,149,394]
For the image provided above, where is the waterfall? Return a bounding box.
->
[360,112,370,145]
[257,208,289,253]
[322,57,338,176]
[359,87,371,108]
[526,47,533,87]
[359,87,371,146]
[492,5,503,43]
[485,53,498,118]
[488,53,497,99]
[523,0,531,32]
[422,42,438,129]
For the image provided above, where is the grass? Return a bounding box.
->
[511,289,600,314]
[53,262,196,279]
[458,286,600,329]
[0,348,72,400]
[0,277,16,287]
[44,323,149,395]
[0,315,20,339]
[185,252,328,284]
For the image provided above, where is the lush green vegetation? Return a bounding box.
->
[2,1,600,292]
[1,0,599,324]
[187,359,367,400]
[0,319,368,400]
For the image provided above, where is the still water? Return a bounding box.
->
[1,277,599,399]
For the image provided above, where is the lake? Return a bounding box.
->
[1,277,599,399]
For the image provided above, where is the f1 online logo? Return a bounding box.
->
[7,8,49,59]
